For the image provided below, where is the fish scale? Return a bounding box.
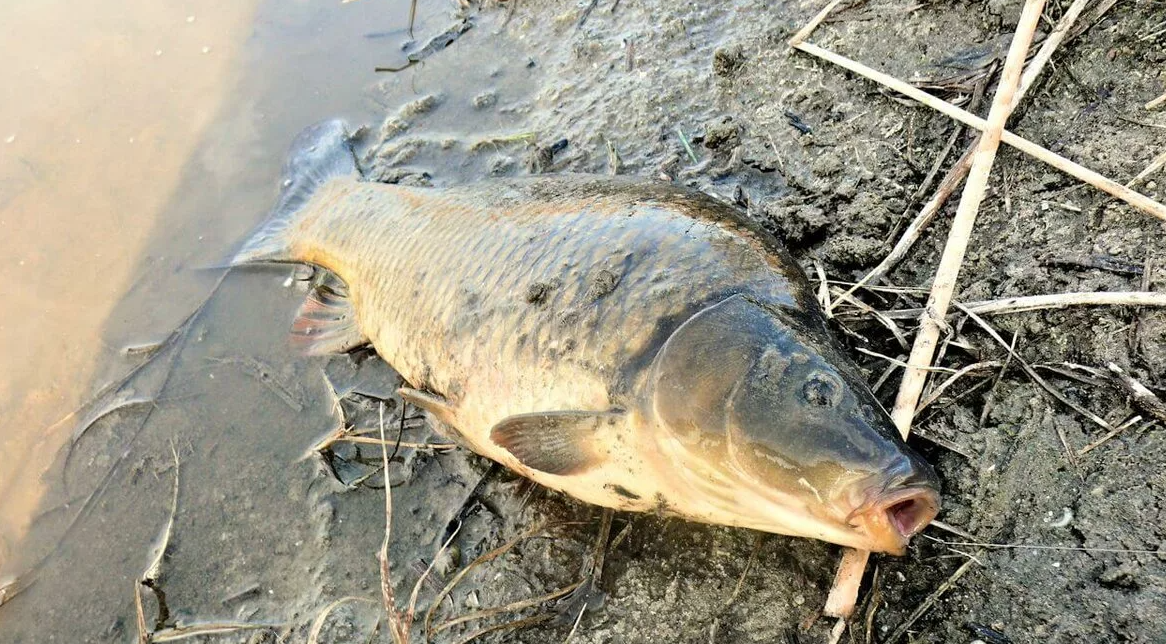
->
[298,180,803,425]
[233,120,941,553]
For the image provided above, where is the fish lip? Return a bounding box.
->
[848,485,940,555]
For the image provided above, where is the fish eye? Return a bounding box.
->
[801,372,842,407]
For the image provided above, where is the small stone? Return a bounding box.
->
[4,135,14,144]
[154,49,163,57]
[201,46,211,54]
[186,15,196,23]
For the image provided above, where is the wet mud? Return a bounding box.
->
[2,1,1164,643]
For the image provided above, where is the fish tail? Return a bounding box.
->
[231,119,360,265]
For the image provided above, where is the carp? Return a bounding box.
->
[234,120,940,554]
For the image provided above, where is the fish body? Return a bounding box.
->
[236,121,940,554]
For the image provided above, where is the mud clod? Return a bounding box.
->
[472,91,497,109]
[585,269,621,301]
[712,46,745,78]
[526,281,556,305]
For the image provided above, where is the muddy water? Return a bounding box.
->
[0,0,260,565]
[0,0,478,636]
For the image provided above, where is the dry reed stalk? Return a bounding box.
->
[1105,362,1166,424]
[377,403,408,644]
[788,0,847,46]
[866,291,1166,320]
[831,0,1096,309]
[1128,150,1166,187]
[822,0,1048,621]
[792,41,1166,220]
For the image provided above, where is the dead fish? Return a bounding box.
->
[233,120,940,554]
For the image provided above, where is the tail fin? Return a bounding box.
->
[232,119,360,265]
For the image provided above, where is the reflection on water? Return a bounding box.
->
[0,0,431,568]
[0,0,261,566]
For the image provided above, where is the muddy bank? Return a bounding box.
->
[3,1,1165,643]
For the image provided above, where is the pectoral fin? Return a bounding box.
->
[490,411,622,476]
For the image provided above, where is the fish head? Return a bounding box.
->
[648,294,939,554]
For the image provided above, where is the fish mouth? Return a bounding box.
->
[850,486,940,555]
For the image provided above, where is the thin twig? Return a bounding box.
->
[144,444,182,584]
[338,435,457,451]
[862,291,1166,320]
[562,604,587,644]
[377,402,407,644]
[1127,150,1166,188]
[1078,420,1157,456]
[676,127,698,164]
[928,520,977,540]
[1147,91,1166,111]
[957,304,1096,470]
[884,554,982,644]
[149,623,278,642]
[1105,362,1166,424]
[916,361,1002,412]
[405,522,463,635]
[433,580,584,634]
[450,613,555,644]
[788,0,847,46]
[424,521,553,641]
[980,331,1019,427]
[854,348,958,373]
[727,534,764,607]
[923,534,1161,555]
[308,597,378,644]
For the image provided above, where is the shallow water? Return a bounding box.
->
[0,0,444,625]
[0,0,259,564]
